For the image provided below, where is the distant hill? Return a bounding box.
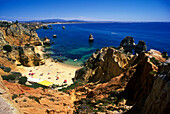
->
[20,19,87,23]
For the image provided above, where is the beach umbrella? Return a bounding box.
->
[64,80,67,83]
[29,73,31,75]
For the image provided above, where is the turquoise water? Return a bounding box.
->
[36,22,170,66]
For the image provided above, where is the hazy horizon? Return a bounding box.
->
[0,0,170,22]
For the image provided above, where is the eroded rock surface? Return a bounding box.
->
[75,47,134,83]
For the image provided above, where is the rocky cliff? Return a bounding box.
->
[0,22,44,67]
[0,22,42,47]
[74,36,169,113]
[74,47,134,83]
[141,64,170,114]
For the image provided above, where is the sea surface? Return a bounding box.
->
[36,22,170,66]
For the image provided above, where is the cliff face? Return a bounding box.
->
[0,22,44,67]
[75,47,134,83]
[123,52,158,105]
[0,75,22,114]
[122,50,169,114]
[141,64,170,114]
[74,36,168,113]
[0,23,42,48]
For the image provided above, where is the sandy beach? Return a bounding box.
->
[17,46,81,86]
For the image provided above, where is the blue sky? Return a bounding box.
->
[0,0,170,22]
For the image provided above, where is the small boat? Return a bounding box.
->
[89,34,94,42]
[62,26,65,29]
[53,34,57,38]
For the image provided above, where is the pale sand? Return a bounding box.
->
[17,46,81,86]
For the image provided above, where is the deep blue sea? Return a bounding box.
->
[36,22,170,66]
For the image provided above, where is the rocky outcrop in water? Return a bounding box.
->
[120,36,135,53]
[120,36,147,54]
[74,47,134,83]
[135,40,147,54]
[43,37,51,45]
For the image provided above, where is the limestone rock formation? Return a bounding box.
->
[0,30,7,48]
[141,64,170,114]
[0,75,22,114]
[75,47,134,83]
[135,40,147,54]
[89,34,94,42]
[43,37,51,45]
[120,36,135,53]
[17,45,44,67]
[122,51,169,114]
[120,36,147,54]
[0,23,42,46]
[123,52,158,106]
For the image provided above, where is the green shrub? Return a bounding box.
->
[49,98,55,102]
[23,99,27,102]
[18,77,27,84]
[12,94,18,100]
[59,79,86,92]
[150,57,160,66]
[3,45,12,52]
[2,75,17,81]
[28,96,41,103]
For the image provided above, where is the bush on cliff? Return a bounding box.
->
[18,77,27,85]
[3,45,12,52]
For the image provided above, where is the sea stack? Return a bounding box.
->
[62,26,65,29]
[53,34,57,38]
[43,25,49,29]
[89,34,94,42]
[43,36,51,45]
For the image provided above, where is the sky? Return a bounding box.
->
[0,0,170,22]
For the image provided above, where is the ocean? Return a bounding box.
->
[36,22,170,66]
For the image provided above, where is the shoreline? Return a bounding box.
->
[16,46,81,87]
